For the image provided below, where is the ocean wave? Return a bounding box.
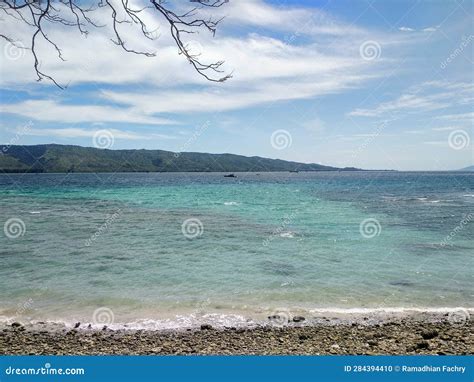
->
[0,307,472,331]
[307,307,474,315]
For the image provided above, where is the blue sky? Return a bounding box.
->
[0,0,473,170]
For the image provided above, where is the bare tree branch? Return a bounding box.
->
[0,0,231,88]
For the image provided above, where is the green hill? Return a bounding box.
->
[0,144,355,173]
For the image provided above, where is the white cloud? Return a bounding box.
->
[399,27,415,32]
[349,81,473,118]
[398,26,437,33]
[100,72,375,115]
[349,94,445,117]
[432,126,458,131]
[0,100,175,125]
[0,0,404,126]
[220,0,365,37]
[20,127,175,140]
[436,112,474,123]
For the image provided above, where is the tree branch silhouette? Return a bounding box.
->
[0,0,231,88]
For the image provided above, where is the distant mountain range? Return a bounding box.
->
[460,165,474,171]
[0,144,360,173]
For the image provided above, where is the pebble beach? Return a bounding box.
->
[2,315,472,355]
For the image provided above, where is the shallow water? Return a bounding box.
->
[0,171,473,328]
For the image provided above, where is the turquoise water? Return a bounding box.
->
[0,172,473,327]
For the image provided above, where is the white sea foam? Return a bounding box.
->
[1,307,471,331]
[307,307,474,314]
[0,314,257,331]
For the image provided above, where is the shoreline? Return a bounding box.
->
[1,307,472,331]
[1,312,472,355]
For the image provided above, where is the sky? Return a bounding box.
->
[0,0,473,170]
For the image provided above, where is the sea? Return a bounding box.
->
[0,171,472,329]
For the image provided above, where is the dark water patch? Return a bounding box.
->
[68,250,87,256]
[259,260,298,277]
[89,279,110,287]
[0,250,18,257]
[101,254,131,261]
[407,243,472,255]
[389,280,416,287]
[93,265,109,272]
